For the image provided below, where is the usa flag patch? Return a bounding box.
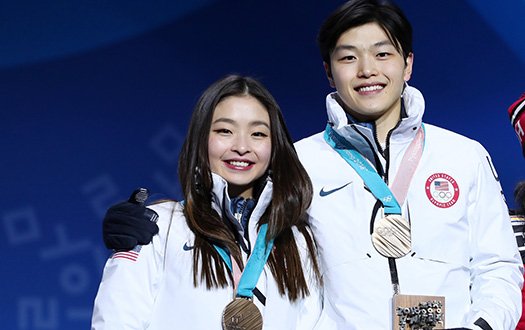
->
[425,173,460,208]
[111,246,141,262]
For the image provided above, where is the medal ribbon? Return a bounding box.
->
[323,124,424,211]
[390,127,425,205]
[324,124,397,213]
[324,123,424,294]
[214,223,274,298]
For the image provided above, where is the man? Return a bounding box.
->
[293,0,521,329]
[103,1,523,329]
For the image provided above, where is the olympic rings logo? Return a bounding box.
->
[376,226,395,237]
[433,191,452,200]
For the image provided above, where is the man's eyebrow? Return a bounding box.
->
[333,44,357,53]
[372,40,395,48]
[333,40,395,52]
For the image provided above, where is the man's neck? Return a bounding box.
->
[343,105,402,146]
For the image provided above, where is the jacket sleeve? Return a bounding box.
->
[91,203,171,330]
[465,143,524,330]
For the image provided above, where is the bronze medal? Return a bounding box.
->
[222,298,262,330]
[372,214,411,258]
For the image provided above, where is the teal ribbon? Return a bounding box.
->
[324,124,401,215]
[213,223,274,298]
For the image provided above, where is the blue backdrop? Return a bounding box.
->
[2,1,524,328]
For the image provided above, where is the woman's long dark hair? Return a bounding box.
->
[178,74,321,301]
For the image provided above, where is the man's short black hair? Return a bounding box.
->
[318,0,413,66]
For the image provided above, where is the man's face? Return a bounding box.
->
[325,22,413,123]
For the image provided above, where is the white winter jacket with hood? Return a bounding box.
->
[295,86,523,330]
[92,173,323,329]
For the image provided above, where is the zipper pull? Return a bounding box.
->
[234,212,242,222]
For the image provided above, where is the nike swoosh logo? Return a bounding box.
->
[319,181,353,197]
[182,242,194,251]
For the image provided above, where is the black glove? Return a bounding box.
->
[103,188,159,251]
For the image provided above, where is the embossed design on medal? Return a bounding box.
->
[222,297,263,330]
[372,214,411,258]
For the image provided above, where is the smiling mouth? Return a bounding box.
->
[356,84,384,92]
[227,160,252,168]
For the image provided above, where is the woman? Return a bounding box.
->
[91,75,323,329]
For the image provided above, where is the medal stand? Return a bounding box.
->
[393,294,445,330]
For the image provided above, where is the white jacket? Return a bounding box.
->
[295,86,523,330]
[91,174,323,329]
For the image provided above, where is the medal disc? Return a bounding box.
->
[222,298,262,330]
[372,214,411,258]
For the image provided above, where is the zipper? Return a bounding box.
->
[234,199,252,253]
[234,199,248,224]
[378,116,403,184]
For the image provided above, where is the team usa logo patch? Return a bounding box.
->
[425,173,460,208]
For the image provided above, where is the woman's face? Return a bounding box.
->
[208,95,272,198]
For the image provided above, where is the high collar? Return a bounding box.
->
[325,85,425,166]
[209,172,273,249]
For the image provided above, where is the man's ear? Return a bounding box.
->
[403,52,414,82]
[323,62,336,88]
